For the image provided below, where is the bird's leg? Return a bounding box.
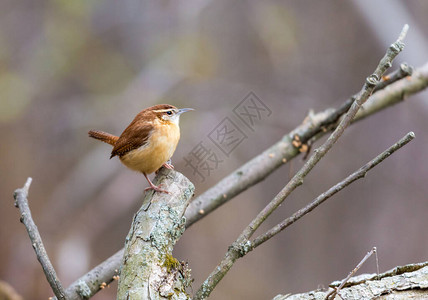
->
[155,160,174,175]
[163,159,174,169]
[143,173,170,194]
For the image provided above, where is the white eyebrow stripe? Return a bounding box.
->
[153,109,175,113]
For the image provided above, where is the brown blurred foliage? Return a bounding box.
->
[1,1,427,299]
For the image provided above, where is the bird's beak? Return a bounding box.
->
[177,108,194,115]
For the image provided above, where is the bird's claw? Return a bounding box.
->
[163,162,174,169]
[144,184,170,194]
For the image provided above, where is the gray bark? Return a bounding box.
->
[116,168,195,300]
[274,262,428,300]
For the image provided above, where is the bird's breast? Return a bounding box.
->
[119,123,180,174]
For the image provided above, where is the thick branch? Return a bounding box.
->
[273,262,428,300]
[252,132,415,248]
[13,178,67,300]
[117,168,195,300]
[195,24,408,300]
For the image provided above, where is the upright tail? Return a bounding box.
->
[88,130,119,146]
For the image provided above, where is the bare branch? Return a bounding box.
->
[13,178,67,300]
[56,33,428,300]
[252,132,415,248]
[195,24,408,300]
[274,261,428,300]
[52,169,194,300]
[185,59,427,229]
[117,168,194,299]
[373,62,413,93]
[330,261,428,287]
[325,247,377,300]
[355,61,428,121]
[250,23,408,254]
[53,250,123,300]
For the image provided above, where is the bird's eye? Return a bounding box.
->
[166,111,172,115]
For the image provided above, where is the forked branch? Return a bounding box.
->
[252,132,415,248]
[195,24,409,300]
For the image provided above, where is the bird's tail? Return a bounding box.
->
[88,130,119,146]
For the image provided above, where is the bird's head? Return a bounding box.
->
[151,104,194,125]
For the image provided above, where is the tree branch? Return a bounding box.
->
[251,132,415,249]
[274,262,428,300]
[52,250,122,300]
[372,62,413,93]
[194,24,408,300]
[355,61,428,121]
[116,168,195,299]
[13,178,67,300]
[325,247,377,300]
[55,31,428,300]
[185,59,428,229]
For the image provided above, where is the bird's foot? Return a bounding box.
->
[143,172,170,194]
[162,162,174,169]
[155,161,174,174]
[144,184,170,194]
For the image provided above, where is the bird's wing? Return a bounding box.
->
[110,123,154,158]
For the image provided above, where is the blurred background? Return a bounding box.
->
[1,0,427,299]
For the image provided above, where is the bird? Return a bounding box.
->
[88,104,193,193]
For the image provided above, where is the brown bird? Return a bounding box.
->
[89,104,193,193]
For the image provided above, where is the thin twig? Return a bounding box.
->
[306,61,413,145]
[325,247,377,300]
[252,132,415,248]
[13,178,67,300]
[355,61,428,122]
[195,24,408,300]
[373,62,413,93]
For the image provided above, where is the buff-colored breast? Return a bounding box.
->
[119,122,180,174]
